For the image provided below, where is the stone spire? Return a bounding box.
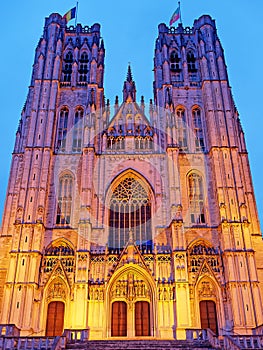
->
[123,64,136,102]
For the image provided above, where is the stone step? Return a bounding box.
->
[66,339,218,350]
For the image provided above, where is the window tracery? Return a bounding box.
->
[42,243,75,286]
[56,174,73,225]
[192,108,205,152]
[78,52,89,82]
[189,243,220,274]
[108,177,152,252]
[62,51,73,82]
[57,107,68,152]
[176,107,188,151]
[187,51,196,72]
[170,50,181,71]
[188,173,205,224]
[72,107,84,152]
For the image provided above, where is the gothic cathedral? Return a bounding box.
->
[0,12,263,343]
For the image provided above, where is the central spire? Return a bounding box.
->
[123,64,136,102]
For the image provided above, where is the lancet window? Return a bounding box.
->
[108,177,152,252]
[107,135,125,150]
[72,107,84,152]
[187,51,196,72]
[188,173,205,224]
[57,107,69,152]
[170,50,181,71]
[56,174,73,225]
[176,107,188,151]
[135,136,153,150]
[78,52,89,82]
[192,108,205,152]
[63,51,73,82]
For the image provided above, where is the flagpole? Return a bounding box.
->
[75,1,79,27]
[179,1,183,25]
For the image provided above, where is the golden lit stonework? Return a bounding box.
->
[0,11,263,350]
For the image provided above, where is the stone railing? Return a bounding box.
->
[186,328,221,348]
[224,335,263,349]
[0,335,65,350]
[63,328,89,343]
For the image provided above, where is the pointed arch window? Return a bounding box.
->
[192,108,205,152]
[108,177,152,252]
[170,50,181,71]
[57,107,69,152]
[188,173,205,224]
[176,107,188,151]
[78,52,89,82]
[187,51,196,72]
[72,107,84,152]
[56,174,73,225]
[63,51,73,82]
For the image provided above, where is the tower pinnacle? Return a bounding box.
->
[123,64,136,102]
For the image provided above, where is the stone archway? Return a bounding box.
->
[107,266,155,338]
[197,278,220,335]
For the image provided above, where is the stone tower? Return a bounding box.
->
[0,12,262,342]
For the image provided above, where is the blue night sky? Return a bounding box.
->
[0,0,262,230]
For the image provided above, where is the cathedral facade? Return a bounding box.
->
[0,12,263,341]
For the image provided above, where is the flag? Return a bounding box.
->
[63,7,76,23]
[169,7,180,26]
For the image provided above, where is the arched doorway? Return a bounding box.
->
[135,301,150,336]
[111,301,127,336]
[199,300,218,335]
[46,301,65,336]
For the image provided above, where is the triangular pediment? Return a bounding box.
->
[107,235,152,280]
[46,259,70,287]
[195,259,218,283]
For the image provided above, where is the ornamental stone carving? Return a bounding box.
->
[198,280,216,298]
[47,281,67,300]
[110,273,150,300]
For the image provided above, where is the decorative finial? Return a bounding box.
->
[126,63,133,82]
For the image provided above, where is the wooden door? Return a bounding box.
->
[200,300,218,335]
[111,301,127,336]
[135,301,150,336]
[46,301,65,336]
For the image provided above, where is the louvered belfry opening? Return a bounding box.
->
[108,177,152,252]
[46,301,65,336]
[111,301,127,336]
[199,300,218,335]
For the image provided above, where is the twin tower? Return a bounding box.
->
[0,12,263,341]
